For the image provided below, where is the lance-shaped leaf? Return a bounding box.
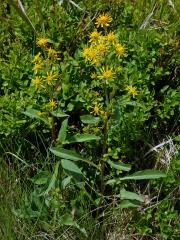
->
[120,189,144,202]
[51,110,69,118]
[66,133,100,143]
[44,161,60,194]
[61,176,72,190]
[107,160,131,172]
[120,169,166,181]
[119,200,141,209]
[31,171,50,185]
[61,159,82,175]
[80,115,100,124]
[50,147,84,161]
[23,108,49,125]
[58,118,68,143]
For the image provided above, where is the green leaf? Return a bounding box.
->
[61,159,82,175]
[80,115,100,124]
[67,103,74,111]
[50,147,84,161]
[44,162,60,194]
[120,170,166,181]
[13,208,41,219]
[107,160,131,171]
[31,171,50,185]
[106,179,117,185]
[58,118,68,143]
[119,200,141,209]
[66,133,100,143]
[50,148,99,169]
[112,105,121,121]
[61,176,72,190]
[61,214,74,225]
[51,111,69,118]
[23,108,49,125]
[120,189,144,202]
[174,135,180,142]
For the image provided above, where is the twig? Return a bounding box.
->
[140,3,157,29]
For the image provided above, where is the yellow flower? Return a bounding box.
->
[95,14,112,28]
[89,30,101,42]
[46,72,58,85]
[96,43,108,55]
[90,102,103,116]
[126,85,138,97]
[115,43,125,58]
[47,48,58,60]
[82,47,98,64]
[106,32,117,43]
[32,76,42,88]
[33,63,42,73]
[91,72,98,79]
[99,66,115,80]
[48,99,57,108]
[32,52,41,63]
[36,38,48,48]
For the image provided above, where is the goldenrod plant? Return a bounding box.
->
[0,1,179,239]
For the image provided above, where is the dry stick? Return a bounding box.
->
[83,12,99,31]
[140,2,157,29]
[167,0,176,10]
[8,0,36,33]
[69,0,84,11]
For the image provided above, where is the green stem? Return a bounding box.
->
[100,81,110,195]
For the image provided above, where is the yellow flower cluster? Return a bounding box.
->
[32,71,58,88]
[32,38,59,89]
[83,47,98,65]
[30,37,61,111]
[82,14,125,65]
